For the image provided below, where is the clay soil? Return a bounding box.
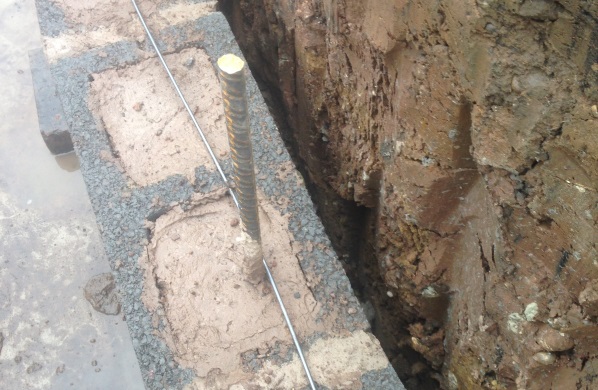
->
[221,0,598,389]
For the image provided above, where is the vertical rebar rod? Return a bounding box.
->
[217,55,261,242]
[217,54,316,390]
[217,55,264,285]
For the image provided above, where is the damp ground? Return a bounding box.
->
[0,0,144,388]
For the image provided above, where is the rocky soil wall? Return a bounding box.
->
[221,0,598,388]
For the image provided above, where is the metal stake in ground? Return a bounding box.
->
[216,54,316,390]
[217,54,264,285]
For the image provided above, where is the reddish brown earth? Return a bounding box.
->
[220,0,598,389]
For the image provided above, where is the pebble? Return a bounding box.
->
[532,351,556,365]
[347,307,357,315]
[132,102,143,112]
[230,218,240,227]
[536,325,574,351]
[485,23,496,32]
[183,57,195,68]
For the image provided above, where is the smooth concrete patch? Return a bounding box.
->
[0,1,144,388]
[88,47,228,187]
[0,191,143,390]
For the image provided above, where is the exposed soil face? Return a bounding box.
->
[220,0,598,388]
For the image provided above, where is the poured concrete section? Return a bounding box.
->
[32,0,406,388]
[0,192,144,390]
[0,0,144,388]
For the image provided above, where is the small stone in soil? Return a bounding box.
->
[347,307,357,314]
[184,57,195,68]
[56,364,65,374]
[91,360,98,366]
[230,218,239,227]
[132,102,143,111]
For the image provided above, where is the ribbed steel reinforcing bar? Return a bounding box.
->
[217,56,261,243]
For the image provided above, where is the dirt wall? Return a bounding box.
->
[220,0,598,388]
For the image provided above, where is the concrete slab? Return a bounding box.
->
[32,0,406,388]
[0,0,144,389]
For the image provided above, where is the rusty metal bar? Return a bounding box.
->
[217,54,264,285]
[216,54,316,390]
[217,55,262,243]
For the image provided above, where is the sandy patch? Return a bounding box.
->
[139,190,386,388]
[44,0,217,61]
[88,47,228,187]
[139,190,332,387]
[250,330,389,389]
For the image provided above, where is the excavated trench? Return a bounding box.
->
[218,2,438,388]
[219,1,598,389]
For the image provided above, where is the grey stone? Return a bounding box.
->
[84,273,122,315]
[518,0,558,21]
[28,48,73,155]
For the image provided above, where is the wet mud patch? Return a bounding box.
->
[88,47,228,187]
